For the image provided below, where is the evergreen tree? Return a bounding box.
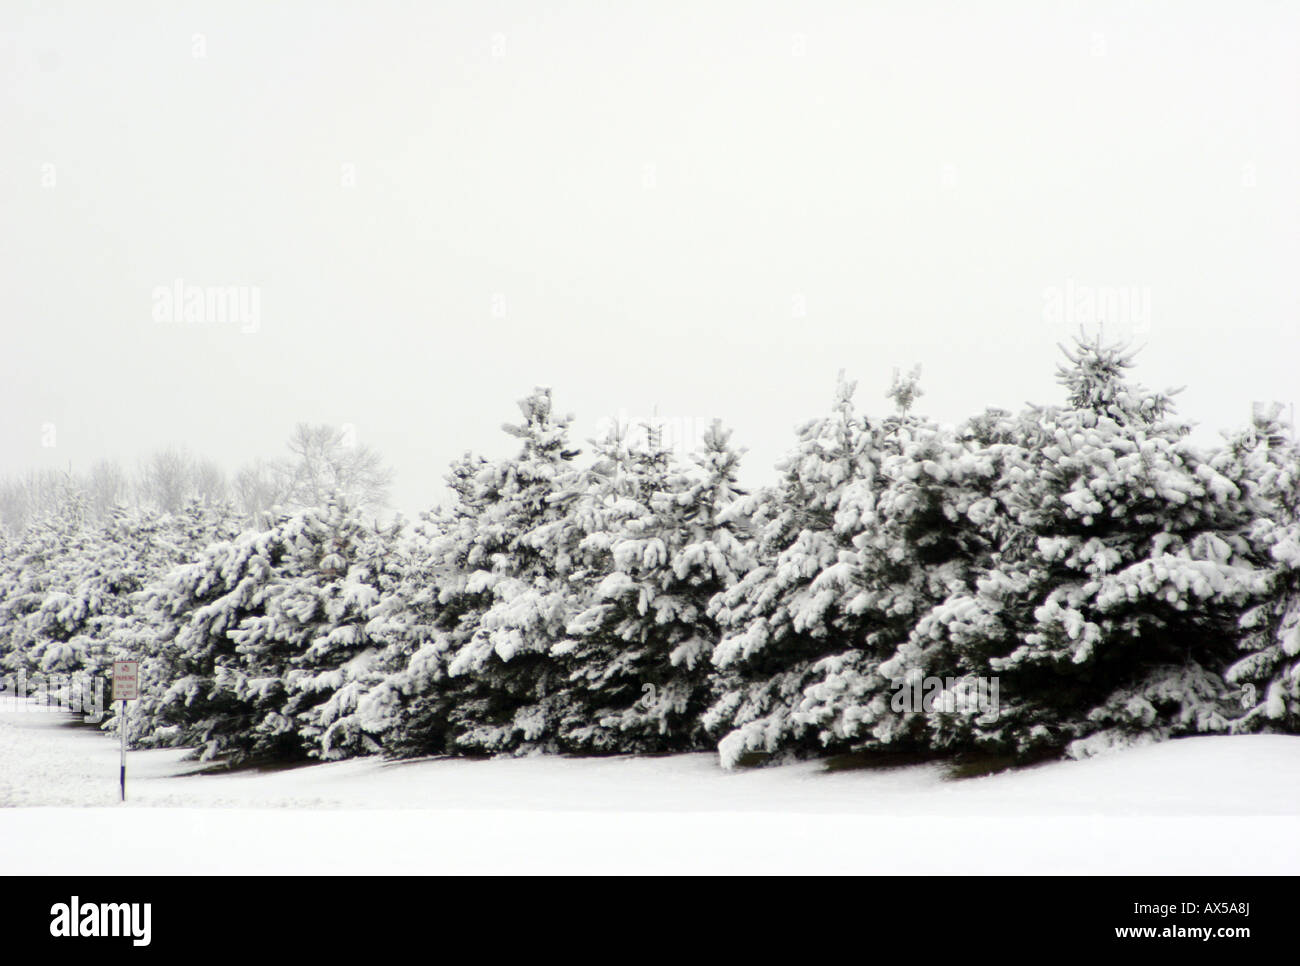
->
[278,503,403,758]
[893,337,1272,758]
[559,420,751,751]
[141,499,396,762]
[794,396,1010,757]
[0,500,92,680]
[705,376,888,765]
[317,518,443,757]
[381,389,586,756]
[2,499,236,720]
[1224,404,1300,730]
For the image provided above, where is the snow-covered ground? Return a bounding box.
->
[2,702,1298,873]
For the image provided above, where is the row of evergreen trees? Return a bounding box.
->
[2,337,1297,767]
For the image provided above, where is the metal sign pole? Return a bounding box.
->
[112,660,139,803]
[120,698,127,802]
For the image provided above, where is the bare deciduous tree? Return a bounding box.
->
[0,468,76,534]
[282,423,393,512]
[192,458,229,506]
[232,458,292,521]
[86,459,130,519]
[0,477,29,535]
[136,446,196,514]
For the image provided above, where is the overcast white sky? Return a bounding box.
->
[2,0,1297,517]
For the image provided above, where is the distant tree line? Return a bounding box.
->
[0,423,394,534]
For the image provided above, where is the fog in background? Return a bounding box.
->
[2,0,1297,519]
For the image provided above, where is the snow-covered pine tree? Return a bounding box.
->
[1,495,236,718]
[0,496,92,681]
[916,335,1275,758]
[309,518,441,758]
[0,526,9,676]
[1223,403,1300,730]
[369,456,484,757]
[138,521,285,756]
[558,419,751,751]
[381,388,587,756]
[278,503,404,759]
[139,499,394,762]
[131,501,332,759]
[546,419,660,749]
[81,500,241,741]
[704,375,891,766]
[793,387,1010,758]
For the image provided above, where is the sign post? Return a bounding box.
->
[111,661,139,802]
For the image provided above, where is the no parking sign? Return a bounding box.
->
[111,661,139,702]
